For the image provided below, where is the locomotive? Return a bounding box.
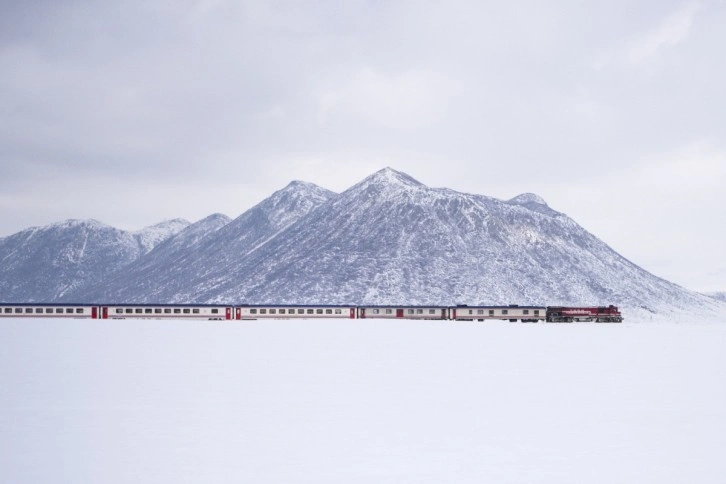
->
[0,303,623,322]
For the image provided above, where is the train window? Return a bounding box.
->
[174,309,181,314]
[335,309,342,314]
[373,309,379,314]
[192,309,200,314]
[429,309,436,314]
[164,309,171,314]
[211,309,218,314]
[25,308,33,313]
[534,310,540,316]
[55,308,63,314]
[326,309,332,314]
[4,308,11,313]
[489,310,494,316]
[15,308,22,313]
[260,309,267,314]
[523,309,529,315]
[476,309,483,315]
[116,309,123,314]
[154,308,162,314]
[66,308,74,314]
[269,309,276,314]
[76,308,84,314]
[124,308,131,314]
[385,309,392,314]
[46,308,53,313]
[36,308,43,313]
[468,309,473,315]
[307,309,314,314]
[135,309,142,314]
[183,309,190,314]
[316,309,323,314]
[145,309,152,314]
[279,309,286,314]
[298,309,304,314]
[417,309,423,314]
[406,309,413,315]
[250,309,257,314]
[502,309,508,315]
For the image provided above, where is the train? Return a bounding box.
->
[0,303,624,322]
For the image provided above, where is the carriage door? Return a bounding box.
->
[350,308,356,319]
[235,308,241,320]
[102,307,108,319]
[359,308,366,319]
[225,307,231,320]
[92,307,98,319]
[396,309,404,318]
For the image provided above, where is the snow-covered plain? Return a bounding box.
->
[2,318,725,483]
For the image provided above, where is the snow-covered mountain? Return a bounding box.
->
[59,214,232,303]
[3,168,724,319]
[164,168,717,319]
[134,219,192,253]
[0,219,188,302]
[707,292,726,303]
[68,181,337,303]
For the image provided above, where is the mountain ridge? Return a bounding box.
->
[2,168,724,320]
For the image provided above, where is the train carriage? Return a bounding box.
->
[0,303,98,318]
[101,304,233,320]
[237,305,356,320]
[451,305,546,322]
[358,306,449,320]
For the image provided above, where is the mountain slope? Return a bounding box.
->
[71,181,337,303]
[189,168,720,318]
[62,214,232,302]
[0,219,188,302]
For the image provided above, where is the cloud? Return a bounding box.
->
[626,1,701,64]
[594,1,702,69]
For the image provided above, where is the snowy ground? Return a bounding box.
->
[1,318,725,483]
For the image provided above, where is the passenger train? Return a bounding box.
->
[0,303,624,322]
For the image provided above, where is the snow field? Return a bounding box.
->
[1,318,725,483]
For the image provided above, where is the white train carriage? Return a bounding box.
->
[101,304,233,320]
[451,305,546,322]
[237,305,356,320]
[0,303,99,318]
[358,306,449,320]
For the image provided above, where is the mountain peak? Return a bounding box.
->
[508,193,548,206]
[272,180,337,205]
[285,180,320,190]
[366,167,424,187]
[200,213,232,224]
[47,218,109,231]
[134,219,191,254]
[135,218,190,233]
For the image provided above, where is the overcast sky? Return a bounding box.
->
[1,0,724,292]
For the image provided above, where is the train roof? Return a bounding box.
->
[454,305,547,309]
[237,304,356,308]
[0,302,97,306]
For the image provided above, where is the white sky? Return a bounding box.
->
[1,0,724,292]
